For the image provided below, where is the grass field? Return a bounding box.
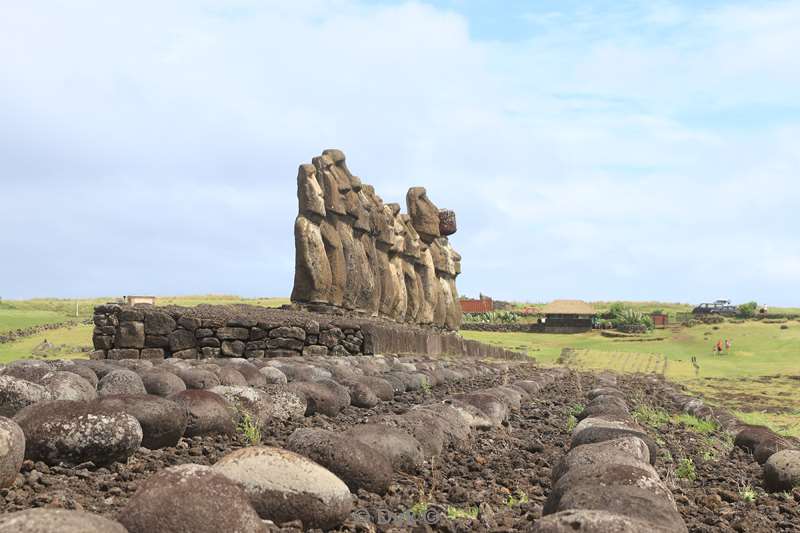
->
[462,320,800,436]
[0,295,289,334]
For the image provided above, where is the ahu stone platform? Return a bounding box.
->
[91,304,524,361]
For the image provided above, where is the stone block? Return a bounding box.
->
[201,347,221,358]
[89,350,106,360]
[117,321,145,349]
[245,350,265,359]
[249,328,269,341]
[303,345,328,357]
[145,335,170,348]
[173,348,198,360]
[144,311,176,335]
[108,348,140,360]
[169,330,196,352]
[199,337,221,348]
[195,328,214,338]
[227,318,256,328]
[221,340,245,357]
[265,349,301,358]
[177,316,202,331]
[93,335,113,351]
[141,348,165,360]
[94,325,116,336]
[319,328,343,348]
[216,327,250,341]
[119,307,145,322]
[245,340,267,351]
[267,338,305,352]
[269,326,306,341]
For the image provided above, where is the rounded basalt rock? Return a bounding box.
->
[281,364,333,383]
[531,509,675,533]
[552,436,653,482]
[259,366,288,385]
[261,385,307,421]
[371,412,445,457]
[168,390,235,437]
[549,485,687,532]
[13,400,142,466]
[446,399,496,430]
[215,367,248,387]
[486,387,522,411]
[116,359,154,373]
[544,462,674,515]
[0,376,51,417]
[94,394,188,449]
[450,392,508,427]
[141,370,186,397]
[415,403,472,445]
[77,360,119,379]
[118,463,266,533]
[214,446,352,530]
[177,369,220,390]
[98,369,147,397]
[754,435,793,464]
[40,371,96,402]
[1,361,51,384]
[53,364,99,389]
[381,373,406,394]
[571,418,656,465]
[355,376,394,401]
[224,362,266,388]
[586,387,625,401]
[287,428,393,494]
[734,424,779,453]
[514,380,542,395]
[343,423,424,473]
[0,508,128,533]
[287,380,349,417]
[341,380,379,408]
[208,385,274,430]
[577,400,630,421]
[0,416,25,488]
[763,449,800,492]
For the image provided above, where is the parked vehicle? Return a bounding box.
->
[692,300,738,316]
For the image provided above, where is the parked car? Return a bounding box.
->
[692,300,739,316]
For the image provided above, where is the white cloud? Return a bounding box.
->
[0,0,798,305]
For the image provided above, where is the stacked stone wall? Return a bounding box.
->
[91,304,526,361]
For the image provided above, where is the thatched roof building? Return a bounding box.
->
[541,300,595,333]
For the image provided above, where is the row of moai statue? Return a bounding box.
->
[291,149,462,330]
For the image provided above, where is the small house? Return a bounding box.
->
[460,295,493,313]
[650,312,668,328]
[541,300,596,333]
[125,295,156,307]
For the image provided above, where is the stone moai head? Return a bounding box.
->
[353,185,372,233]
[312,154,346,216]
[406,187,441,243]
[297,164,326,219]
[364,187,393,246]
[386,203,405,254]
[400,214,422,260]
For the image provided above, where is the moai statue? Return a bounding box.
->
[291,164,333,304]
[387,203,408,322]
[406,187,441,242]
[399,214,424,324]
[415,241,438,326]
[312,154,347,307]
[357,186,381,316]
[366,188,397,319]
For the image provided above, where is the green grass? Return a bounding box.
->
[446,506,479,520]
[462,319,800,437]
[672,413,718,434]
[0,295,289,362]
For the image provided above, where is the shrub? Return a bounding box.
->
[237,412,261,445]
[739,301,758,318]
[633,405,670,428]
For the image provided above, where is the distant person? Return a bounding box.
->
[716,340,723,354]
[725,339,731,353]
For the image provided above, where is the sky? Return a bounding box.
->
[1,0,798,305]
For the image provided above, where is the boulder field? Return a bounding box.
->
[0,356,797,531]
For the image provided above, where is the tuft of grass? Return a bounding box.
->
[566,415,577,433]
[237,412,262,445]
[409,500,429,518]
[675,457,696,482]
[446,506,479,520]
[672,413,717,434]
[739,483,757,503]
[505,490,529,507]
[568,403,585,417]
[633,404,670,428]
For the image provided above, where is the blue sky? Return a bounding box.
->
[1,1,798,305]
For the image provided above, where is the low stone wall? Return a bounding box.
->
[459,322,591,334]
[92,304,526,361]
[0,320,82,344]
